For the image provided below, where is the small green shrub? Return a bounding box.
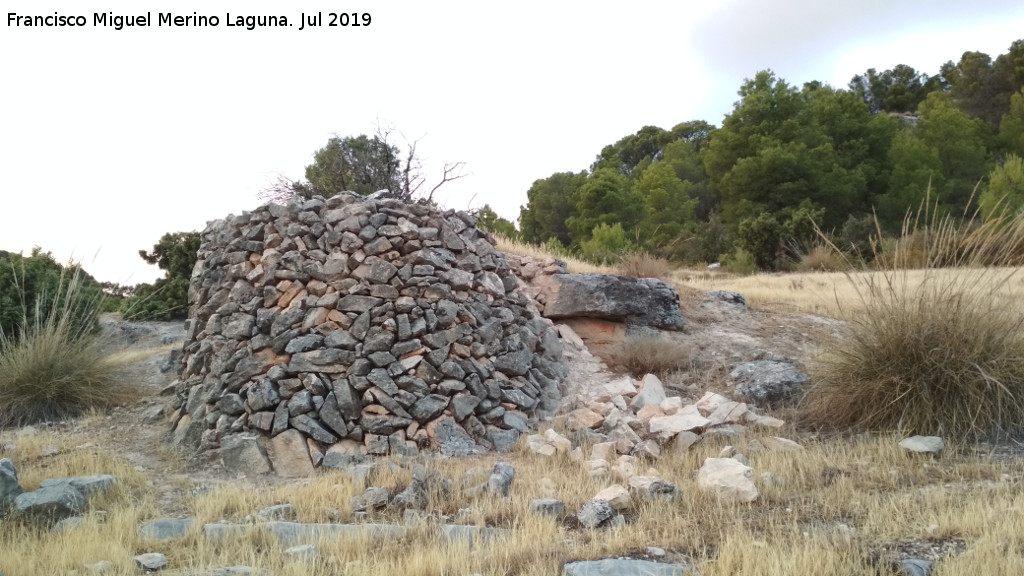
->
[581,223,631,264]
[737,212,781,270]
[720,246,757,275]
[122,231,199,321]
[0,266,129,427]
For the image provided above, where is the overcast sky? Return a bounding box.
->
[3,1,1023,284]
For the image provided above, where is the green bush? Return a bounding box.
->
[123,231,199,321]
[800,199,1024,439]
[0,248,104,341]
[0,265,129,427]
[737,213,781,270]
[580,223,631,264]
[720,246,757,275]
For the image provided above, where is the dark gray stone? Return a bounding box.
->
[576,499,614,529]
[324,329,358,349]
[487,428,521,451]
[337,295,384,313]
[410,394,449,422]
[290,414,339,444]
[350,487,390,512]
[245,379,280,412]
[1,458,23,508]
[14,483,85,522]
[899,558,933,576]
[729,361,809,405]
[433,417,483,457]
[452,395,481,421]
[494,347,532,377]
[39,475,116,496]
[529,498,564,516]
[288,349,356,373]
[284,334,324,354]
[488,462,515,496]
[541,273,686,330]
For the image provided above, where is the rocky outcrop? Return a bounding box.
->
[169,193,567,471]
[507,256,685,357]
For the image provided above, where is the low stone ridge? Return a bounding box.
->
[169,193,568,472]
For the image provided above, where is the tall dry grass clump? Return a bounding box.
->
[602,335,692,378]
[615,252,673,279]
[800,197,1024,439]
[0,265,130,426]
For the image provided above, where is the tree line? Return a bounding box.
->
[516,39,1024,269]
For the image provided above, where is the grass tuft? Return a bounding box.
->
[615,252,673,279]
[800,195,1024,440]
[0,265,131,427]
[601,336,693,378]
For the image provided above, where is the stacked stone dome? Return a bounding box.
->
[169,193,566,470]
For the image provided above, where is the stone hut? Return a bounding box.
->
[168,193,567,472]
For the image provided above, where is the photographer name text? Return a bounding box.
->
[7,11,371,31]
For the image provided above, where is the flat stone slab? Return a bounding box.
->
[563,558,695,575]
[538,273,686,330]
[141,517,196,540]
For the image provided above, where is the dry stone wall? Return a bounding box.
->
[169,193,566,471]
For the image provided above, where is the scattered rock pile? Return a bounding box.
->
[169,193,567,473]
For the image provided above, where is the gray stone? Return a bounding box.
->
[729,361,809,405]
[439,524,507,548]
[488,462,515,496]
[133,553,168,571]
[577,499,615,529]
[288,349,355,373]
[494,347,532,377]
[1,458,24,507]
[563,558,695,575]
[410,394,449,422]
[540,274,686,330]
[350,487,390,512]
[324,329,359,349]
[502,411,530,432]
[899,558,933,576]
[707,290,747,306]
[221,434,273,475]
[899,436,944,456]
[487,428,521,451]
[337,295,384,313]
[530,498,564,516]
[282,544,318,562]
[290,414,339,444]
[284,334,324,354]
[432,417,483,457]
[13,482,85,522]
[453,394,482,421]
[245,379,281,412]
[141,517,195,540]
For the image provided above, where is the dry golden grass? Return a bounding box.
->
[615,252,674,279]
[601,336,693,378]
[4,425,1024,575]
[493,234,615,274]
